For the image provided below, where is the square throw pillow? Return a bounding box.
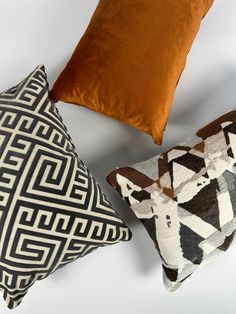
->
[0,65,131,309]
[51,0,214,144]
[107,110,236,291]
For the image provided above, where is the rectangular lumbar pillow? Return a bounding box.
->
[0,65,131,309]
[51,0,214,144]
[107,110,236,291]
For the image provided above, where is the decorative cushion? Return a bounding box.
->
[0,65,131,309]
[50,0,214,145]
[107,110,236,291]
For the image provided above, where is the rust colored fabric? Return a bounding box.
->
[51,0,214,144]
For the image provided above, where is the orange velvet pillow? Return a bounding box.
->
[51,0,214,144]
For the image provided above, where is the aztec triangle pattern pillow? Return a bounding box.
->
[107,110,236,291]
[0,65,131,309]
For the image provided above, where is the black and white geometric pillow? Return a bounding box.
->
[0,65,131,309]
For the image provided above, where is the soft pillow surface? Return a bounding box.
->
[51,0,214,144]
[107,110,236,290]
[0,66,131,309]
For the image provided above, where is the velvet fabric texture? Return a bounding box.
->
[51,0,214,144]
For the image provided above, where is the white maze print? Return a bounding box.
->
[0,66,131,309]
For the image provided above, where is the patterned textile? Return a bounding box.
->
[107,110,236,291]
[0,66,131,309]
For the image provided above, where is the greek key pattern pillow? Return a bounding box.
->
[107,110,236,291]
[0,66,131,309]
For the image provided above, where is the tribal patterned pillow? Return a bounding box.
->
[107,110,236,291]
[0,65,131,309]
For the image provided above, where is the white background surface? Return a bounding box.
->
[1,1,236,313]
